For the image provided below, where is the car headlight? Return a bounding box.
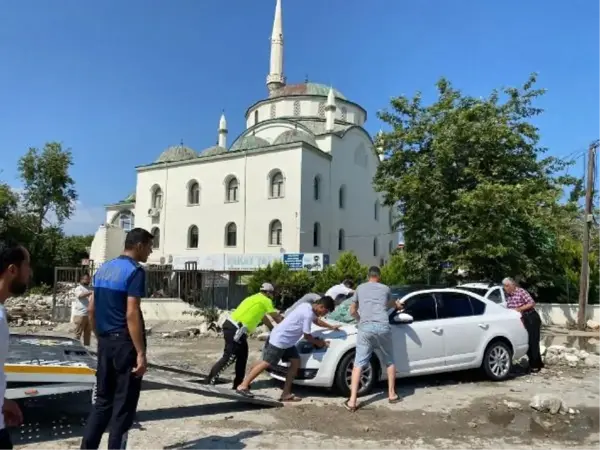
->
[297,340,328,354]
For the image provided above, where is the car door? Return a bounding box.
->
[434,291,488,368]
[392,292,445,375]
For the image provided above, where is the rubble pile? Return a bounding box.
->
[5,282,78,327]
[541,344,600,368]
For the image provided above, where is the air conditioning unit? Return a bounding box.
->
[147,208,160,217]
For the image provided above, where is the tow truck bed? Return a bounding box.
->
[7,334,281,407]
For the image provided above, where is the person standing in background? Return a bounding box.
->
[502,277,544,373]
[0,240,29,449]
[80,228,153,450]
[73,273,93,346]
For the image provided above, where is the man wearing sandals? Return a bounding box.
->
[345,266,403,412]
[236,296,336,402]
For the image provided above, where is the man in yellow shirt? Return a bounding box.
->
[206,283,282,389]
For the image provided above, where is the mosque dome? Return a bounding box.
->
[230,135,271,151]
[155,144,197,163]
[200,145,227,157]
[270,83,346,100]
[273,129,318,147]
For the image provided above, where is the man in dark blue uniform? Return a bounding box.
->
[80,228,154,449]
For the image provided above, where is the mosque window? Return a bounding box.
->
[269,220,283,246]
[270,103,276,119]
[225,222,237,247]
[338,229,345,251]
[313,175,321,201]
[313,222,321,247]
[187,225,199,248]
[341,107,348,121]
[338,185,346,209]
[293,100,301,117]
[318,102,325,118]
[225,176,239,202]
[188,181,200,205]
[269,170,285,198]
[151,227,160,249]
[254,110,259,124]
[373,237,378,257]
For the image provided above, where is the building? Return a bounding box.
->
[101,0,396,270]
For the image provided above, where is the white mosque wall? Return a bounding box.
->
[134,147,305,264]
[89,225,127,266]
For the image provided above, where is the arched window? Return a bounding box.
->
[226,176,239,202]
[374,201,379,221]
[152,187,163,209]
[225,222,237,247]
[313,222,320,247]
[341,106,348,121]
[114,210,134,232]
[188,181,200,205]
[338,229,345,251]
[270,103,276,119]
[269,220,282,246]
[269,171,285,198]
[388,240,393,254]
[339,185,346,209]
[293,100,301,116]
[151,227,160,249]
[187,225,199,248]
[373,237,378,257]
[254,110,259,124]
[313,176,321,201]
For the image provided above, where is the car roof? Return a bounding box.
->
[459,282,499,289]
[399,287,503,308]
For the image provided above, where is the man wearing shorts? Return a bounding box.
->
[236,296,335,402]
[346,266,403,411]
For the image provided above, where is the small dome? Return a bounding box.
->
[273,129,318,147]
[230,135,270,151]
[270,83,346,100]
[200,145,227,157]
[156,144,197,163]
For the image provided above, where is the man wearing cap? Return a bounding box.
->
[205,283,282,389]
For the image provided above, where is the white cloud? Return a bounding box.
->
[62,201,105,236]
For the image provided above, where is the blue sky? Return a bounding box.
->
[0,0,597,235]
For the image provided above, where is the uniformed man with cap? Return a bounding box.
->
[206,282,283,389]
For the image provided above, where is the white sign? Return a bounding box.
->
[282,253,327,271]
[224,253,281,271]
[172,255,225,271]
[171,253,282,271]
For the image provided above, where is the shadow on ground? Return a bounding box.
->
[164,430,263,449]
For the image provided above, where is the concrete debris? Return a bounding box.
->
[502,400,522,410]
[583,354,600,368]
[586,319,600,330]
[542,343,599,368]
[530,394,568,415]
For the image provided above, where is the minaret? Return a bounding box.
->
[218,113,227,148]
[266,0,286,94]
[325,87,337,132]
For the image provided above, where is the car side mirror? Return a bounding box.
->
[393,313,414,324]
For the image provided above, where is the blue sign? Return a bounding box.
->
[282,253,328,271]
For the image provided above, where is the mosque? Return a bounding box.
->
[97,0,396,271]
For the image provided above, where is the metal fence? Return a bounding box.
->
[52,263,249,322]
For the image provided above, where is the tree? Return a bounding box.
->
[374,74,580,290]
[18,142,77,233]
[313,252,367,293]
[380,251,409,286]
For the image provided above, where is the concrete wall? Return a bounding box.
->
[537,303,600,326]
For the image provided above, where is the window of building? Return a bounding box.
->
[226,177,239,202]
[254,110,259,124]
[270,171,285,198]
[116,210,134,232]
[313,176,321,201]
[338,185,346,209]
[188,181,200,205]
[338,229,345,251]
[269,220,282,246]
[318,102,325,118]
[341,106,347,121]
[388,240,393,254]
[152,187,163,209]
[225,222,237,247]
[373,237,378,257]
[313,222,320,247]
[151,227,160,249]
[374,201,379,221]
[270,103,276,119]
[188,225,199,248]
[293,100,301,117]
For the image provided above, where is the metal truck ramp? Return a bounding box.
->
[144,371,283,407]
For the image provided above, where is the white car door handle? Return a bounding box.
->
[431,327,443,334]
[478,323,489,330]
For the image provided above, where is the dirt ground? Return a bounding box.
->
[10,323,600,449]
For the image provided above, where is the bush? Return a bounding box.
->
[313,252,367,293]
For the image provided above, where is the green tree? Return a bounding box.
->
[18,142,77,233]
[380,251,409,286]
[313,252,367,293]
[374,74,580,291]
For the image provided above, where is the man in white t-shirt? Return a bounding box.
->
[325,279,355,303]
[0,240,29,448]
[236,296,335,402]
[73,273,93,346]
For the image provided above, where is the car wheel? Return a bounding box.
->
[334,351,377,397]
[482,340,513,381]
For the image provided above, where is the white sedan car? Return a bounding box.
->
[267,287,528,397]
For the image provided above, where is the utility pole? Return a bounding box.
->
[577,140,598,329]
